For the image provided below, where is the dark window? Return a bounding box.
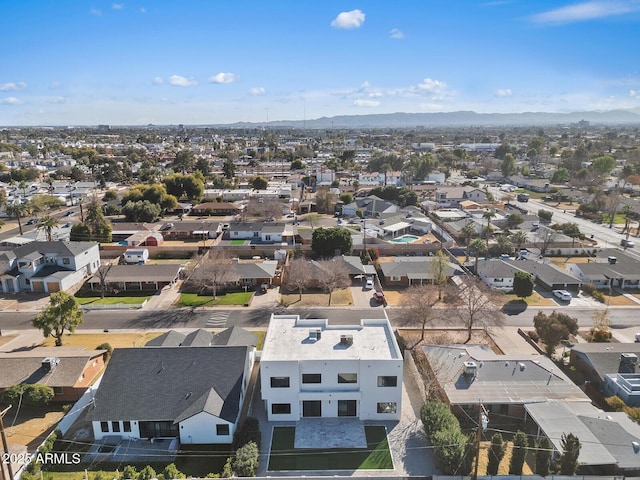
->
[53,386,63,395]
[216,424,230,436]
[302,400,322,417]
[271,403,291,414]
[338,400,357,417]
[139,421,179,438]
[100,422,109,433]
[270,376,290,388]
[377,376,397,387]
[112,421,120,432]
[302,373,322,384]
[63,258,70,265]
[123,421,131,432]
[338,373,357,384]
[377,402,397,414]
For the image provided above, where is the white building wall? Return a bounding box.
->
[92,420,141,441]
[179,412,235,444]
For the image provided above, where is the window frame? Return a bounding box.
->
[377,376,398,387]
[271,403,291,415]
[302,373,322,384]
[270,376,290,388]
[337,373,358,384]
[216,424,230,436]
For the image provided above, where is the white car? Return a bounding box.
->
[365,276,374,289]
[553,289,572,302]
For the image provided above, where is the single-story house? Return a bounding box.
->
[228,259,278,287]
[0,347,106,402]
[567,260,640,290]
[86,264,183,292]
[191,202,243,216]
[570,343,640,391]
[503,259,582,291]
[160,221,222,240]
[476,259,524,290]
[89,345,253,445]
[379,256,462,286]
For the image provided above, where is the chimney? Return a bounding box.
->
[619,353,638,373]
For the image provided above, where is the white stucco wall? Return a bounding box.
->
[92,420,141,441]
[179,412,235,444]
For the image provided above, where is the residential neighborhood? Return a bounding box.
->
[2,123,640,479]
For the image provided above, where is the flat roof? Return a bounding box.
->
[262,315,402,362]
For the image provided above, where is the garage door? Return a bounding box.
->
[47,282,60,292]
[32,281,44,292]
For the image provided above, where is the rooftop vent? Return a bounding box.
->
[518,362,526,371]
[309,329,321,342]
[340,335,354,347]
[621,353,638,365]
[463,361,477,377]
[41,357,60,372]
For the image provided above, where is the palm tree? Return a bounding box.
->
[622,204,633,234]
[6,202,30,235]
[510,230,528,257]
[460,222,477,262]
[469,238,487,271]
[38,215,59,242]
[482,209,497,246]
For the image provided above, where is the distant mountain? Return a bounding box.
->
[226,109,640,129]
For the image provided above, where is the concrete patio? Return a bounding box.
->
[83,436,178,464]
[294,418,367,449]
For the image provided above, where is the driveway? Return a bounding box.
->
[350,278,383,308]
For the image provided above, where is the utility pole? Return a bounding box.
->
[0,405,15,480]
[472,401,488,480]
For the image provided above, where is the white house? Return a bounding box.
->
[260,314,403,421]
[0,241,100,293]
[124,248,149,264]
[89,345,253,445]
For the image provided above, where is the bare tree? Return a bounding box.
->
[535,226,557,257]
[94,262,114,299]
[402,284,440,347]
[285,257,311,301]
[316,259,349,306]
[451,278,504,343]
[430,250,450,301]
[188,250,232,299]
[246,198,284,220]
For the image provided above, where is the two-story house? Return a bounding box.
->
[0,241,100,293]
[260,315,403,421]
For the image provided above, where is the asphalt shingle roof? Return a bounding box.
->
[88,346,248,424]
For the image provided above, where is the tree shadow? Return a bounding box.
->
[502,299,528,315]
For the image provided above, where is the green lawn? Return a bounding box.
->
[75,295,152,305]
[178,292,253,307]
[601,213,626,225]
[268,426,393,471]
[230,239,246,245]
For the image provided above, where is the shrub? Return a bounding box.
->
[138,466,156,480]
[162,463,185,479]
[420,400,459,440]
[2,384,55,406]
[528,330,539,342]
[233,441,259,477]
[592,290,606,303]
[432,427,467,474]
[487,432,506,475]
[122,465,138,480]
[581,283,596,295]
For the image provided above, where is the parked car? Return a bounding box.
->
[65,211,76,216]
[373,292,385,304]
[26,219,37,225]
[552,289,572,302]
[365,276,374,289]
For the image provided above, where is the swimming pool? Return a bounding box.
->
[390,234,420,243]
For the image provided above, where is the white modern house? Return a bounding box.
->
[260,315,403,421]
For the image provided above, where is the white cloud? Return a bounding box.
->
[354,99,380,107]
[389,28,405,39]
[331,9,365,29]
[90,8,102,16]
[47,96,68,104]
[209,72,239,84]
[496,88,513,97]
[0,97,22,105]
[152,76,164,85]
[631,90,639,97]
[412,78,453,100]
[530,1,640,25]
[248,87,266,96]
[112,3,124,10]
[169,75,197,87]
[0,82,27,91]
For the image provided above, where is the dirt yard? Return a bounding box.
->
[41,332,164,349]
[280,288,353,307]
[4,405,67,450]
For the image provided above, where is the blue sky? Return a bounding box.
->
[2,0,640,126]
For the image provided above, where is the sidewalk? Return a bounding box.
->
[487,326,540,355]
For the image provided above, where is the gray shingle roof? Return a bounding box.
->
[571,343,640,381]
[88,264,182,284]
[211,326,258,347]
[145,331,186,347]
[88,346,248,423]
[182,329,214,347]
[11,241,97,258]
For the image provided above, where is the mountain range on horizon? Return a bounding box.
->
[222,108,640,129]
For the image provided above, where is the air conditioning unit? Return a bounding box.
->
[463,361,477,377]
[340,335,353,347]
[42,357,60,371]
[620,353,638,366]
[308,329,322,342]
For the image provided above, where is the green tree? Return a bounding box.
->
[501,153,515,178]
[432,428,468,474]
[506,213,523,229]
[222,159,236,179]
[487,432,506,475]
[85,198,112,242]
[251,176,268,190]
[339,192,353,204]
[70,223,91,242]
[102,190,118,201]
[290,158,305,170]
[311,227,353,257]
[535,436,552,476]
[122,200,162,222]
[172,150,196,172]
[533,310,579,355]
[559,433,581,475]
[513,271,534,300]
[431,250,449,300]
[420,400,459,440]
[509,430,528,474]
[195,157,211,177]
[552,167,570,183]
[121,183,177,211]
[37,215,59,241]
[164,173,204,202]
[591,155,616,176]
[32,291,84,346]
[482,209,496,246]
[6,202,30,235]
[2,384,54,406]
[510,230,528,256]
[469,238,487,268]
[122,465,137,480]
[233,441,259,477]
[538,209,553,222]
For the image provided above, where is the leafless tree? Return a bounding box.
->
[94,262,114,299]
[188,250,232,299]
[285,257,311,301]
[535,226,557,257]
[316,259,349,306]
[314,187,337,214]
[430,250,450,301]
[450,278,504,343]
[402,284,440,347]
[245,198,284,220]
